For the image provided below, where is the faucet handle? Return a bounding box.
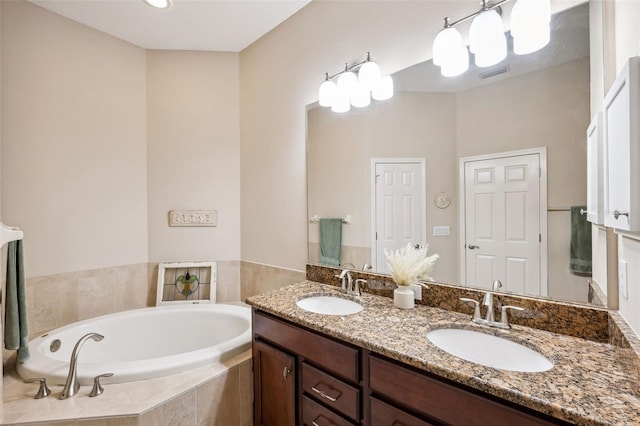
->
[460,298,482,321]
[23,378,51,399]
[354,279,367,295]
[499,305,525,328]
[89,373,114,397]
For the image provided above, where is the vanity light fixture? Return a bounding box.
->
[433,0,550,77]
[143,0,171,9]
[318,53,393,113]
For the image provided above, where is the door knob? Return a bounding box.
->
[468,244,479,249]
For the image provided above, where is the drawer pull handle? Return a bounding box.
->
[614,210,630,220]
[312,414,337,426]
[282,367,291,379]
[311,384,340,402]
[392,422,408,426]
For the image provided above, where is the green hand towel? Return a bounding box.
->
[319,218,342,267]
[4,240,30,363]
[570,206,592,274]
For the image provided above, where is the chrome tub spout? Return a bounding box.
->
[59,332,104,400]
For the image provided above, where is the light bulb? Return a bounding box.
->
[433,27,464,66]
[372,75,393,101]
[358,61,381,91]
[513,23,550,55]
[318,79,337,107]
[337,71,358,100]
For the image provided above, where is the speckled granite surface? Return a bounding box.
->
[246,281,640,426]
[307,264,611,343]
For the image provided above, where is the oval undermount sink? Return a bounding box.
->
[426,328,553,373]
[296,295,363,315]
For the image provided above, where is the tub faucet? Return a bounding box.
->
[59,332,104,400]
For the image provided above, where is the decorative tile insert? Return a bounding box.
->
[156,261,217,305]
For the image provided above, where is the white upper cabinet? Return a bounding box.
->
[603,56,640,231]
[587,112,604,225]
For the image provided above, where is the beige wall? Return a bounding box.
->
[146,50,241,263]
[1,1,148,277]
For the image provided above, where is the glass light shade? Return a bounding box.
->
[331,90,351,113]
[358,61,381,91]
[474,32,507,67]
[337,71,358,99]
[511,0,550,37]
[469,9,505,63]
[433,27,464,66]
[372,75,394,101]
[318,80,338,107]
[441,45,469,77]
[144,0,170,8]
[351,82,371,108]
[513,23,550,55]
[511,0,551,55]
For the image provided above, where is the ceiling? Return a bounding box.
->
[28,0,311,52]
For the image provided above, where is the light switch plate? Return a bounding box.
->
[619,260,628,300]
[433,226,450,236]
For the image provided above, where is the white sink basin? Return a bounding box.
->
[296,295,363,315]
[426,328,553,373]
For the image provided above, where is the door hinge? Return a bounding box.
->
[539,233,542,243]
[375,232,378,240]
[538,168,541,178]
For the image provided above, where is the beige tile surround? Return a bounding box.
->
[1,350,252,425]
[240,261,305,301]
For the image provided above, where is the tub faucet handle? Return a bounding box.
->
[89,373,114,397]
[24,378,51,399]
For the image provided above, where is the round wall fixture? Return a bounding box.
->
[434,192,451,209]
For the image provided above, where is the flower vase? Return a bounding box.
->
[394,285,414,309]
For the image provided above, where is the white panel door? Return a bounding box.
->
[372,160,425,273]
[463,153,542,295]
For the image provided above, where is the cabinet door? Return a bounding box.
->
[253,340,296,426]
[604,56,640,231]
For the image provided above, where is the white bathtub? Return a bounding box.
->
[17,304,251,385]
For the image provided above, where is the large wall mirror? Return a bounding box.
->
[307,3,596,305]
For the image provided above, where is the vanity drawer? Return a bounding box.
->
[301,361,360,421]
[370,396,435,426]
[302,394,356,426]
[369,355,563,426]
[253,310,360,382]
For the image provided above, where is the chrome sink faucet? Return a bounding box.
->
[335,269,363,296]
[460,280,525,329]
[59,332,104,400]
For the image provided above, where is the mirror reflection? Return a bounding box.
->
[307,4,594,305]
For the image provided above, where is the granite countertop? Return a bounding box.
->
[246,281,640,426]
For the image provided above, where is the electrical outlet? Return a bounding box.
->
[619,260,628,300]
[409,283,422,300]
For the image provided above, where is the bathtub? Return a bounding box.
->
[16,303,251,385]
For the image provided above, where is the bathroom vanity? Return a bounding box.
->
[247,281,640,425]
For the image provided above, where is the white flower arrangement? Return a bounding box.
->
[385,243,439,286]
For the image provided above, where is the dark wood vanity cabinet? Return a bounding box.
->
[252,309,567,426]
[253,310,362,426]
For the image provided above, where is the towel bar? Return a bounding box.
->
[0,223,23,248]
[310,214,351,224]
